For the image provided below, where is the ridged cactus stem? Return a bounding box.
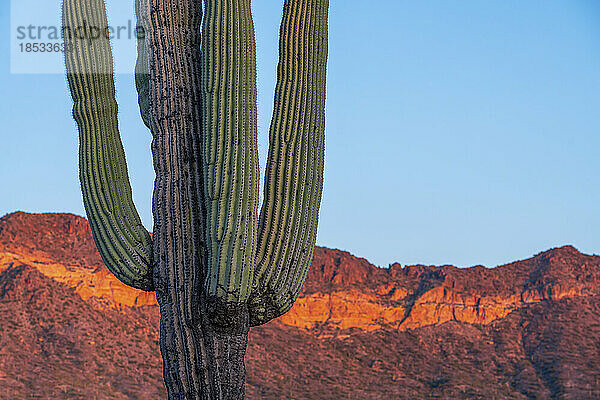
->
[249,0,329,325]
[134,0,151,129]
[201,0,260,325]
[141,0,248,397]
[63,0,154,291]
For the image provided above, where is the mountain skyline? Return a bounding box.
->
[1,212,599,398]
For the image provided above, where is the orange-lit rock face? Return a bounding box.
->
[280,290,408,330]
[280,283,587,332]
[0,251,157,309]
[1,212,598,332]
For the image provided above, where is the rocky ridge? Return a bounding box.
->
[1,212,597,332]
[1,211,599,399]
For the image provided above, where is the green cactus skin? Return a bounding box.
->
[63,0,328,397]
[201,0,260,307]
[63,0,153,291]
[141,0,249,396]
[249,0,329,326]
[134,0,151,129]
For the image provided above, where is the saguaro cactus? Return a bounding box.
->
[63,0,328,397]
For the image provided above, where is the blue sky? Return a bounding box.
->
[1,0,599,268]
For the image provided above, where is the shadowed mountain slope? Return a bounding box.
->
[1,212,599,399]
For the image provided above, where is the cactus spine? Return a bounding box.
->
[64,0,328,397]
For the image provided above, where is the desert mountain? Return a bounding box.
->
[1,212,599,399]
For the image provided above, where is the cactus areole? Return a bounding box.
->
[63,0,328,397]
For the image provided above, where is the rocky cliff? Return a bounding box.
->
[1,212,599,399]
[2,212,597,330]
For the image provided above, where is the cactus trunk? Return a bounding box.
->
[64,0,328,397]
[140,0,249,397]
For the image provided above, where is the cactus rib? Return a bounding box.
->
[63,0,154,291]
[249,0,329,325]
[135,0,151,129]
[201,0,260,306]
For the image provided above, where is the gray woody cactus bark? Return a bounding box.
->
[63,0,328,397]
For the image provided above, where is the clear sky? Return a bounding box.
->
[1,0,599,268]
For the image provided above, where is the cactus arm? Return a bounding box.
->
[134,0,151,129]
[201,0,260,307]
[63,0,154,291]
[249,0,329,326]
